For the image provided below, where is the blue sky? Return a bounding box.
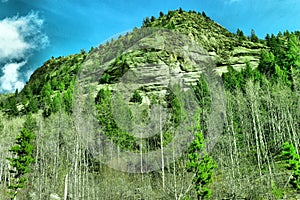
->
[0,0,300,93]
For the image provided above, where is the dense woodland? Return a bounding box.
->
[0,10,300,199]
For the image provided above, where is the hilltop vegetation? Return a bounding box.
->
[0,9,300,199]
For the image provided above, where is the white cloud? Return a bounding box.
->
[0,12,49,61]
[0,62,26,92]
[0,12,49,93]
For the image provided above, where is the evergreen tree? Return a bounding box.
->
[258,50,276,78]
[41,81,52,106]
[282,142,300,190]
[250,29,259,42]
[150,16,156,22]
[7,115,36,199]
[51,77,58,90]
[7,96,19,116]
[95,88,135,150]
[143,17,150,27]
[165,86,182,126]
[186,131,217,199]
[222,65,244,91]
[265,33,271,45]
[286,34,300,71]
[237,28,246,41]
[51,93,61,113]
[159,11,164,18]
[63,87,73,114]
[14,89,19,99]
[27,97,39,114]
[179,7,183,14]
[58,81,65,92]
[193,76,211,134]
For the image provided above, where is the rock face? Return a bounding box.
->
[146,10,266,74]
[79,28,217,101]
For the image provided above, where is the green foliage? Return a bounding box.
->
[130,90,143,104]
[236,28,247,41]
[179,7,183,14]
[282,142,300,190]
[51,93,61,113]
[7,115,36,199]
[51,77,58,90]
[159,11,164,18]
[222,63,265,92]
[186,132,217,199]
[143,17,151,27]
[222,65,242,91]
[260,31,300,87]
[258,50,276,78]
[271,181,284,199]
[6,96,19,116]
[150,16,156,22]
[99,73,111,84]
[95,88,106,104]
[58,81,65,92]
[165,87,182,126]
[41,81,52,102]
[275,64,291,86]
[194,76,211,109]
[95,88,136,150]
[291,64,300,91]
[26,97,39,114]
[193,76,211,134]
[0,119,4,134]
[250,29,259,43]
[17,52,85,116]
[63,86,73,114]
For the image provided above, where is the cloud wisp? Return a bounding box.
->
[0,62,27,92]
[0,12,49,93]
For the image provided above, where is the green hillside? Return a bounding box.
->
[0,9,300,199]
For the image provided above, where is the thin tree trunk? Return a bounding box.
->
[160,106,165,190]
[64,173,68,200]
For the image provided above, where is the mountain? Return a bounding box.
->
[0,9,300,200]
[6,9,266,112]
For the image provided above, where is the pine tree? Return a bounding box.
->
[159,11,164,18]
[27,97,39,114]
[282,142,300,190]
[63,87,73,114]
[237,28,246,41]
[250,29,259,42]
[186,131,217,199]
[179,7,183,14]
[258,50,276,78]
[7,115,36,199]
[150,16,156,22]
[143,17,150,27]
[51,93,61,113]
[41,81,52,104]
[7,96,19,116]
